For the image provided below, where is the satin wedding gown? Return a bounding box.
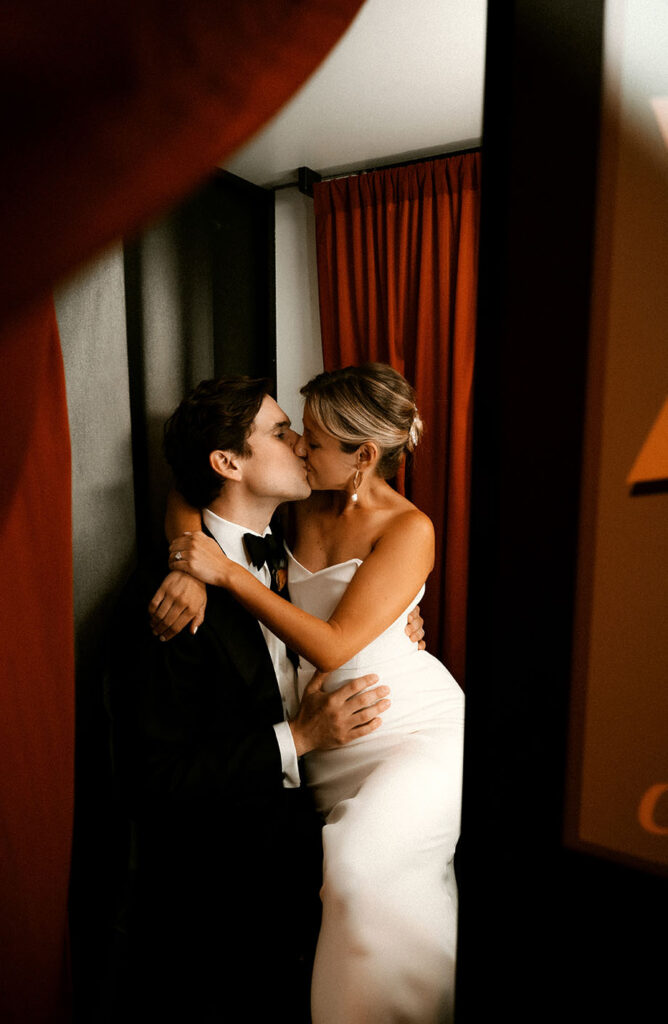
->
[287,548,465,1024]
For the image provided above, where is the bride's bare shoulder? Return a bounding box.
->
[367,505,434,574]
[389,503,433,537]
[376,500,434,555]
[384,486,431,525]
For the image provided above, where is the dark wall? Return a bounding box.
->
[211,170,277,382]
[64,171,276,1022]
[125,171,277,556]
[457,2,666,1020]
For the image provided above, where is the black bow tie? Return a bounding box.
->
[243,532,284,573]
[242,529,297,666]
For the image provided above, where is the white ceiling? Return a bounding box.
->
[224,0,487,188]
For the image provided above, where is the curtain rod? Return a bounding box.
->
[272,145,481,197]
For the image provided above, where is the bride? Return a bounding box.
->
[161,363,464,1023]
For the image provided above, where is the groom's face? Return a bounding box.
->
[238,394,312,503]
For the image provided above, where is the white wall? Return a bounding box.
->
[225,0,486,187]
[275,189,324,429]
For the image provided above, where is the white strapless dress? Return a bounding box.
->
[287,549,465,1024]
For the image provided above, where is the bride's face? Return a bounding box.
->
[295,406,358,491]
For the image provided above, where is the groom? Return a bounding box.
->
[110,376,412,1023]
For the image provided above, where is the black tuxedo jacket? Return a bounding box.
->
[108,556,322,1022]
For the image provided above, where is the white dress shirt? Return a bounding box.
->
[202,508,301,788]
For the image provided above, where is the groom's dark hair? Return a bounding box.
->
[164,376,272,509]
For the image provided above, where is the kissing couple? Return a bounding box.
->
[110,362,464,1023]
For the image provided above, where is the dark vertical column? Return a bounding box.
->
[455,2,667,1021]
[124,169,277,560]
[210,170,277,386]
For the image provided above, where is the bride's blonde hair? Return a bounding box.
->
[300,363,423,479]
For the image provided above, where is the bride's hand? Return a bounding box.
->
[149,572,207,641]
[169,531,231,586]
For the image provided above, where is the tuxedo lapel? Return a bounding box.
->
[206,588,283,713]
[268,513,300,671]
[199,523,284,717]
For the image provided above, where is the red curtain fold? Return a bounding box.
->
[313,153,481,682]
[0,299,74,1023]
[0,0,365,327]
[0,2,366,1019]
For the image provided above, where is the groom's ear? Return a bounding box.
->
[209,449,243,482]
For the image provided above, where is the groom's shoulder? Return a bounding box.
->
[107,550,220,689]
[106,554,164,675]
[112,547,247,652]
[114,545,169,618]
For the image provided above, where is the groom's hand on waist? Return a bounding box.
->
[289,671,391,757]
[405,604,426,649]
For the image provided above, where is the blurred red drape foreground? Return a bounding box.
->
[0,0,364,325]
[313,153,481,682]
[0,300,74,1022]
[0,2,365,1019]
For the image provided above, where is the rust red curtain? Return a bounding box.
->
[313,152,481,682]
[0,2,365,1019]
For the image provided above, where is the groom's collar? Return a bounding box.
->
[202,508,273,571]
[203,507,271,538]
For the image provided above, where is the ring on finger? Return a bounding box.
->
[174,551,183,561]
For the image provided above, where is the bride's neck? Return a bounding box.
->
[328,475,389,515]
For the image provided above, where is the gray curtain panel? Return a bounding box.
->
[56,195,215,677]
[55,191,216,1015]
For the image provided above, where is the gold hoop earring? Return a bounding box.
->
[351,469,362,504]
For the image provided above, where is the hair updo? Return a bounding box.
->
[300,363,424,479]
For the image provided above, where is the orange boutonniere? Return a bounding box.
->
[272,566,288,593]
[270,546,288,593]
